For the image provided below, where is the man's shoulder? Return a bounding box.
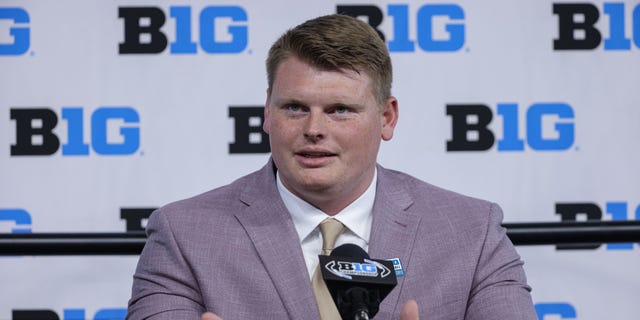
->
[377,166,504,248]
[154,165,271,221]
[378,166,496,214]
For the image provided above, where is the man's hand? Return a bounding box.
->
[201,300,419,320]
[201,312,222,320]
[401,299,419,320]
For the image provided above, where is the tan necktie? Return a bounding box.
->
[312,218,345,319]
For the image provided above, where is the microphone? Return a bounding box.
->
[319,244,398,320]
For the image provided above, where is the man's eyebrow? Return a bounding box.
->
[276,97,307,106]
[273,96,365,109]
[327,101,366,109]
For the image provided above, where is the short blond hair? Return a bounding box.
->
[266,14,392,106]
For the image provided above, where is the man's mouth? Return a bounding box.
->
[298,152,335,158]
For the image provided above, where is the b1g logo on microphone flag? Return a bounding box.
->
[324,258,392,280]
[319,255,397,285]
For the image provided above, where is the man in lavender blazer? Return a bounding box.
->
[128,162,536,319]
[128,14,536,319]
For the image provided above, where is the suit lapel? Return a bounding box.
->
[234,163,319,319]
[368,166,422,316]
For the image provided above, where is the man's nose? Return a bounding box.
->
[303,110,326,142]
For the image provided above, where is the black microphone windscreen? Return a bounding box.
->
[321,243,397,319]
[331,243,370,259]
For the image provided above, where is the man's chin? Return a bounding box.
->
[290,175,339,193]
[297,180,333,192]
[280,169,340,194]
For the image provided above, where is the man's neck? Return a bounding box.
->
[279,168,377,216]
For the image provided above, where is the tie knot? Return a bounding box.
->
[319,218,345,256]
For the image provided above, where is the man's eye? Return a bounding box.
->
[335,106,350,113]
[286,104,302,112]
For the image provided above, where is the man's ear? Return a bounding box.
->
[263,95,271,134]
[381,96,399,141]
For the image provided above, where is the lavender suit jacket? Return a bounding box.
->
[128,162,536,319]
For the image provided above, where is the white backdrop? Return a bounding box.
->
[1,0,639,319]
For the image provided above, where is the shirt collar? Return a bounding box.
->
[276,169,377,244]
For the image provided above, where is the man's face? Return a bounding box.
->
[263,56,398,214]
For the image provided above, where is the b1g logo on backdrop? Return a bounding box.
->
[554,2,640,50]
[556,202,640,250]
[535,303,577,320]
[12,308,126,320]
[0,7,29,55]
[228,106,269,154]
[446,103,575,152]
[0,209,32,233]
[337,4,466,52]
[119,5,248,54]
[9,107,140,156]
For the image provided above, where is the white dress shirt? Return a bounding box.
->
[276,170,376,280]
